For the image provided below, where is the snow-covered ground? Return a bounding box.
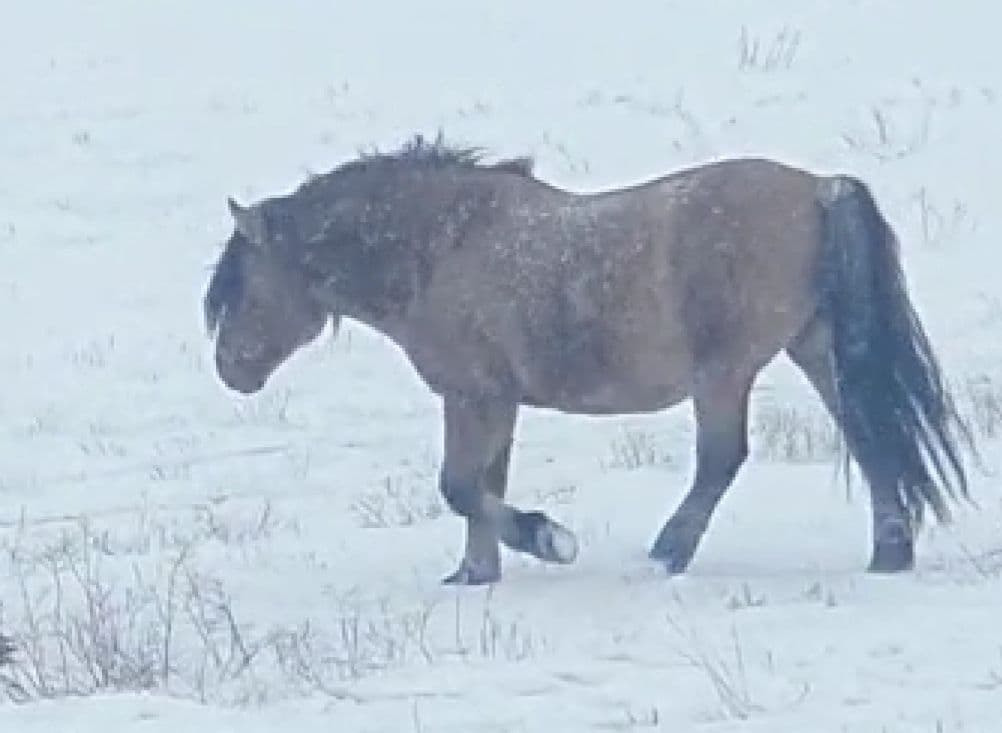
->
[2,1,1002,730]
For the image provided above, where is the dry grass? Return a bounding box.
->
[738,25,801,71]
[0,510,545,707]
[752,371,1002,466]
[961,373,1002,440]
[604,427,675,470]
[751,403,841,464]
[666,613,810,722]
[667,615,764,720]
[841,101,933,162]
[0,520,280,704]
[349,474,444,528]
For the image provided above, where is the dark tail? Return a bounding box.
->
[817,175,972,524]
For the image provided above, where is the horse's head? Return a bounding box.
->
[203,197,331,394]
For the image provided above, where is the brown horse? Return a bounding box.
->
[204,134,970,584]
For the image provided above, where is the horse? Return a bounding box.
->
[203,133,971,585]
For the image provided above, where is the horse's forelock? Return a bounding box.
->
[204,232,247,336]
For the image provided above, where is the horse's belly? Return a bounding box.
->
[522,374,691,415]
[516,307,693,414]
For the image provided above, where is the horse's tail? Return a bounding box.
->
[816,175,972,525]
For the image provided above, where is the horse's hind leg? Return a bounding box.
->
[785,314,915,572]
[650,368,754,573]
[439,395,577,585]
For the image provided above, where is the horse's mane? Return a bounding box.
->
[299,132,536,191]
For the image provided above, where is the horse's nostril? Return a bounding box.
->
[217,362,265,394]
[228,373,266,395]
[214,349,268,394]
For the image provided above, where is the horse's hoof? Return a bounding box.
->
[536,519,579,564]
[441,561,500,586]
[651,555,691,576]
[648,542,694,575]
[867,542,915,574]
[511,511,579,564]
[648,520,703,575]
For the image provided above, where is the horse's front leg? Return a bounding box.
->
[439,394,577,585]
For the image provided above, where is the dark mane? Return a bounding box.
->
[206,135,535,335]
[204,231,248,335]
[298,133,536,192]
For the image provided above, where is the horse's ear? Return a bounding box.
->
[227,197,267,246]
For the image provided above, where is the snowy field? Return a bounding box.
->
[2,1,1002,730]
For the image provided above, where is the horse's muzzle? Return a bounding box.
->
[214,351,269,395]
